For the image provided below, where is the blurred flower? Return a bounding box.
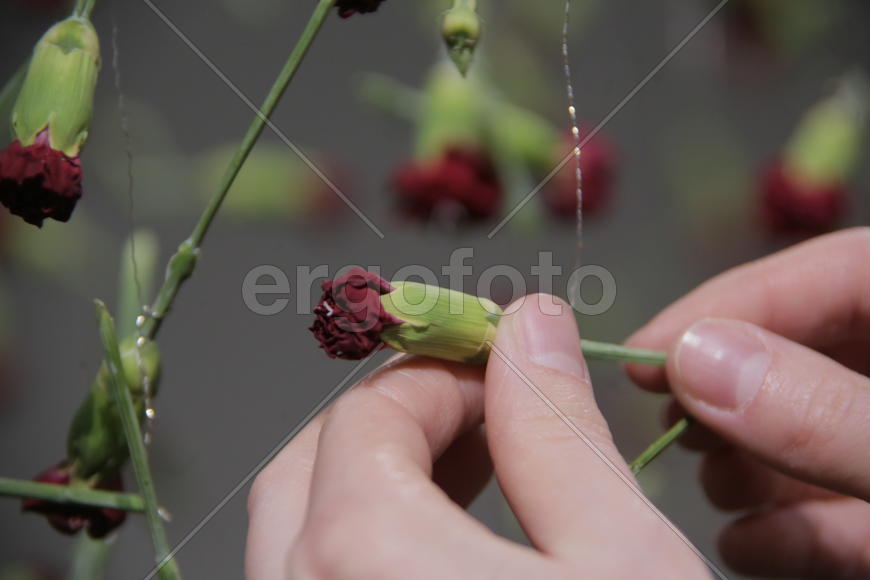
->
[759,73,866,234]
[21,462,126,539]
[542,133,616,219]
[392,146,502,221]
[0,17,100,227]
[336,0,385,18]
[311,269,501,364]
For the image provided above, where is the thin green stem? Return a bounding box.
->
[73,0,96,18]
[0,477,145,510]
[142,0,336,340]
[629,417,692,475]
[581,339,666,366]
[96,301,181,580]
[71,534,113,580]
[117,230,159,339]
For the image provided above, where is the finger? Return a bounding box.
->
[432,426,493,508]
[662,399,728,452]
[292,358,536,580]
[669,318,870,499]
[701,448,837,511]
[719,498,870,579]
[246,413,327,580]
[485,295,706,573]
[627,227,870,391]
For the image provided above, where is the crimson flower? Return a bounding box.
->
[22,462,127,538]
[336,0,385,18]
[542,135,616,219]
[759,160,846,234]
[392,146,502,221]
[310,269,402,359]
[0,131,83,227]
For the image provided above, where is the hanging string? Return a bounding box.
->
[112,15,157,443]
[562,1,584,302]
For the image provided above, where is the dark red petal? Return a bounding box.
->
[543,134,617,219]
[759,161,846,234]
[391,146,503,221]
[310,268,401,360]
[336,0,385,18]
[0,139,83,227]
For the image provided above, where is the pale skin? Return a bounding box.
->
[246,227,870,579]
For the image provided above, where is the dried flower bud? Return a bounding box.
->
[0,17,100,226]
[21,462,127,538]
[442,0,481,76]
[336,0,385,18]
[311,268,501,364]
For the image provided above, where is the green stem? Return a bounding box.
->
[142,0,336,340]
[96,301,181,580]
[629,417,692,475]
[0,477,145,511]
[70,534,113,580]
[117,230,159,339]
[581,340,666,366]
[73,0,97,18]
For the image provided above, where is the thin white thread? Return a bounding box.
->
[562,1,584,303]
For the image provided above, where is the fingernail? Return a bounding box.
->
[675,320,771,411]
[515,297,588,381]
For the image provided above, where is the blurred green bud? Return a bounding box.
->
[416,63,485,159]
[442,0,481,76]
[11,17,101,157]
[784,73,868,187]
[67,338,161,481]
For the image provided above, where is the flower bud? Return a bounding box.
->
[21,461,127,538]
[310,268,501,364]
[67,339,161,480]
[760,74,867,233]
[442,0,481,76]
[0,17,100,226]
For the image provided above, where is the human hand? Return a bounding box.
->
[627,227,870,579]
[246,296,711,579]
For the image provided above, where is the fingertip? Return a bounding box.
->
[624,328,670,392]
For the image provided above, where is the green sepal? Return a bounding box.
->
[66,338,160,481]
[488,102,559,173]
[442,0,481,77]
[12,17,101,157]
[416,63,486,160]
[0,62,28,145]
[784,81,867,187]
[380,282,501,364]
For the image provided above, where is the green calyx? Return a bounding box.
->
[67,338,160,481]
[379,282,501,364]
[442,0,481,77]
[784,80,867,187]
[416,63,486,160]
[11,17,101,157]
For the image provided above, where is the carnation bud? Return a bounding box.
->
[442,0,481,76]
[67,339,161,480]
[311,269,501,364]
[0,17,100,226]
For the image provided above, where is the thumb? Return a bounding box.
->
[667,318,870,501]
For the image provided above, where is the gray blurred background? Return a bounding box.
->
[1,0,869,578]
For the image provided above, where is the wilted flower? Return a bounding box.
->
[0,16,100,227]
[311,268,501,364]
[392,146,502,221]
[542,134,617,219]
[336,0,385,18]
[21,462,127,539]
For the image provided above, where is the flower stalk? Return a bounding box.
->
[96,301,180,580]
[0,476,145,511]
[142,0,336,340]
[629,417,692,475]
